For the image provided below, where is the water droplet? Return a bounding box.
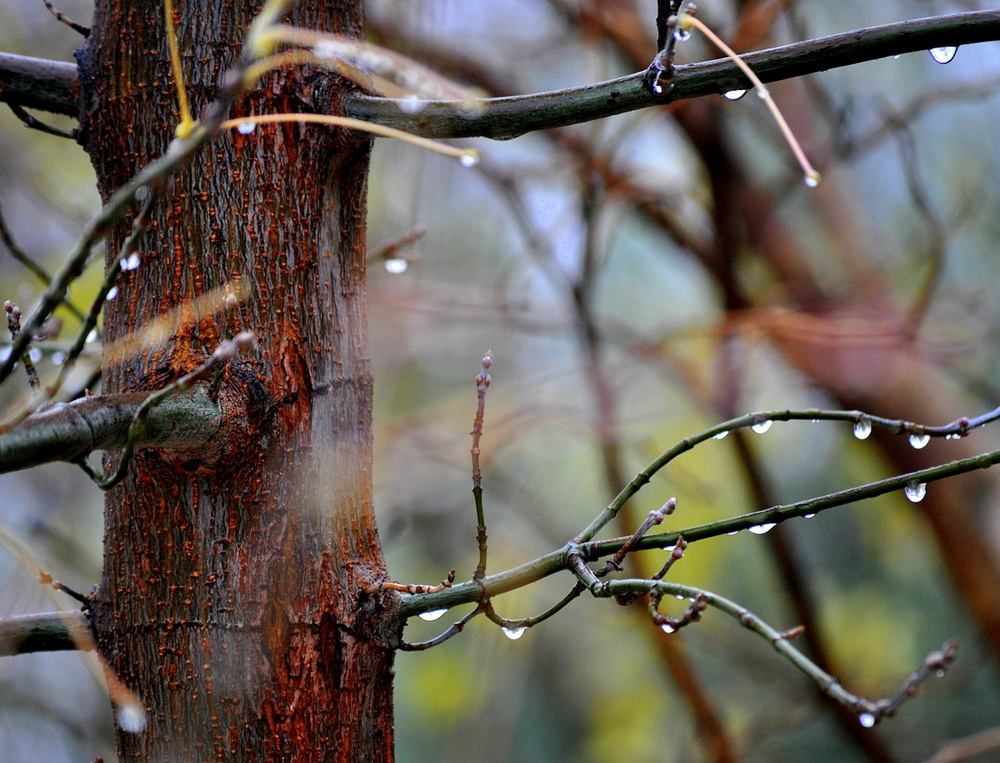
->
[399,95,424,114]
[384,258,408,274]
[86,328,99,344]
[858,713,876,728]
[804,171,821,188]
[928,46,957,64]
[727,530,739,535]
[713,430,729,440]
[909,432,930,449]
[804,513,816,519]
[134,185,149,201]
[945,433,961,440]
[756,86,770,99]
[417,608,447,622]
[122,253,141,271]
[117,702,147,733]
[675,594,685,600]
[106,286,119,301]
[51,351,66,365]
[904,480,926,503]
[892,54,900,60]
[0,348,10,362]
[27,348,41,363]
[748,522,776,535]
[660,623,676,634]
[935,669,946,678]
[651,81,664,95]
[723,89,747,101]
[459,151,480,168]
[673,28,691,42]
[853,418,872,440]
[237,122,256,135]
[502,625,526,640]
[751,419,772,434]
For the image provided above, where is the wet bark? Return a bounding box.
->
[76,0,396,759]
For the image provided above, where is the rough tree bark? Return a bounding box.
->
[75,0,396,758]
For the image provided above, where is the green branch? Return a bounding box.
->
[0,388,223,474]
[0,611,92,656]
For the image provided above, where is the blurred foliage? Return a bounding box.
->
[3,0,1000,760]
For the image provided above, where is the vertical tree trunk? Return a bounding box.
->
[75,0,396,758]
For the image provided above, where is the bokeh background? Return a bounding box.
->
[3,0,1000,760]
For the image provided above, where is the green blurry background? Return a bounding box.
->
[2,0,1000,760]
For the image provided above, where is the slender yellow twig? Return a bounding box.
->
[679,12,820,187]
[221,114,480,165]
[164,0,195,138]
[0,521,146,731]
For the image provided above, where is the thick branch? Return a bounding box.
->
[0,611,92,656]
[344,10,1000,139]
[0,53,77,116]
[0,388,222,473]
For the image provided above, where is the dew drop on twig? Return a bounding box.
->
[106,286,119,301]
[722,89,747,101]
[713,430,729,440]
[904,480,926,503]
[748,523,776,535]
[909,432,930,449]
[417,608,447,622]
[853,418,872,440]
[237,122,256,135]
[384,258,408,274]
[928,46,958,64]
[502,625,526,640]
[751,419,772,434]
[459,151,480,168]
[660,623,676,634]
[859,713,876,728]
[86,328,99,344]
[673,28,691,42]
[122,253,141,272]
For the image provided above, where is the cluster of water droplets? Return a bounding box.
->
[121,253,141,272]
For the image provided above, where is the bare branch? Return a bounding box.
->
[345,10,1000,139]
[0,611,92,656]
[0,52,77,116]
[0,388,223,474]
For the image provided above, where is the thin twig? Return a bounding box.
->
[41,0,90,36]
[0,86,75,139]
[471,352,491,580]
[4,302,39,389]
[0,201,86,321]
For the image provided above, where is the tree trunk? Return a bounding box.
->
[75,0,396,759]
